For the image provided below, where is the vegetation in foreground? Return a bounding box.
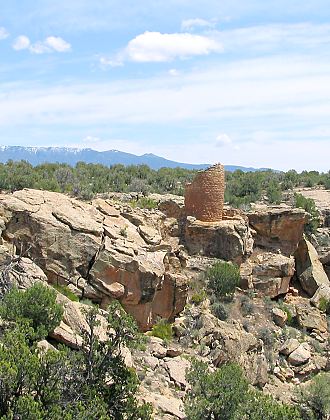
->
[185,360,330,420]
[0,283,151,419]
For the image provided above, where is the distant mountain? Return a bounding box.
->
[0,146,268,172]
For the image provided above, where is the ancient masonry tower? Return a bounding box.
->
[184,163,225,222]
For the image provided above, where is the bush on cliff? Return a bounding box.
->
[206,261,240,301]
[294,193,320,235]
[185,360,302,420]
[0,283,63,340]
[298,373,330,419]
[0,285,151,419]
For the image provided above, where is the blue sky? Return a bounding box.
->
[0,0,330,171]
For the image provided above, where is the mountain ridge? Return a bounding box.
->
[0,146,270,172]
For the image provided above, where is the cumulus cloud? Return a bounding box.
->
[12,35,71,54]
[181,18,215,31]
[0,27,9,40]
[122,31,223,63]
[12,35,31,50]
[44,36,71,52]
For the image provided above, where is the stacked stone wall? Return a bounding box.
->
[184,163,225,222]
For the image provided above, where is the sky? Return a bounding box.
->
[0,1,330,171]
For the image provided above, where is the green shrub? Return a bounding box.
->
[211,302,229,321]
[240,295,255,316]
[185,360,301,420]
[258,327,275,348]
[0,295,151,419]
[298,373,330,419]
[278,301,294,325]
[130,197,158,210]
[53,283,79,302]
[0,283,63,340]
[267,182,282,204]
[150,319,173,342]
[294,193,320,235]
[191,290,207,305]
[234,391,302,420]
[319,297,330,314]
[119,226,128,237]
[79,298,97,307]
[206,261,240,301]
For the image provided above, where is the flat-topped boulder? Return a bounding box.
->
[184,216,253,264]
[247,204,307,255]
[240,251,295,297]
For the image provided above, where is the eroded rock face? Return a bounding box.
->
[295,238,330,296]
[240,252,295,297]
[0,189,188,330]
[184,216,253,264]
[247,205,307,255]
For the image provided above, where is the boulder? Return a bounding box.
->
[279,338,300,356]
[311,284,330,310]
[164,357,190,388]
[0,189,104,283]
[311,228,330,266]
[184,216,253,264]
[0,252,48,297]
[247,205,306,255]
[150,193,185,220]
[195,312,267,386]
[50,321,83,349]
[287,343,311,366]
[138,225,162,245]
[141,389,185,419]
[240,252,295,297]
[147,336,167,359]
[295,238,330,296]
[295,302,328,333]
[272,307,288,327]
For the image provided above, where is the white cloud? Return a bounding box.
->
[216,133,232,146]
[1,51,330,171]
[44,36,71,52]
[0,27,9,40]
[168,68,180,76]
[181,18,215,31]
[12,35,31,50]
[12,35,71,54]
[30,42,51,54]
[99,56,123,69]
[216,23,330,52]
[123,31,223,62]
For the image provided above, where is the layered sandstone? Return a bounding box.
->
[0,189,188,330]
[247,204,307,255]
[184,163,225,222]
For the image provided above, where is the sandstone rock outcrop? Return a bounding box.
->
[247,205,307,255]
[185,164,225,222]
[240,252,295,297]
[0,189,188,330]
[294,238,330,296]
[184,216,253,264]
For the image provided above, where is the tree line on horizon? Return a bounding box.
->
[0,160,329,206]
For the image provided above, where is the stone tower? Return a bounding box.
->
[184,163,225,222]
